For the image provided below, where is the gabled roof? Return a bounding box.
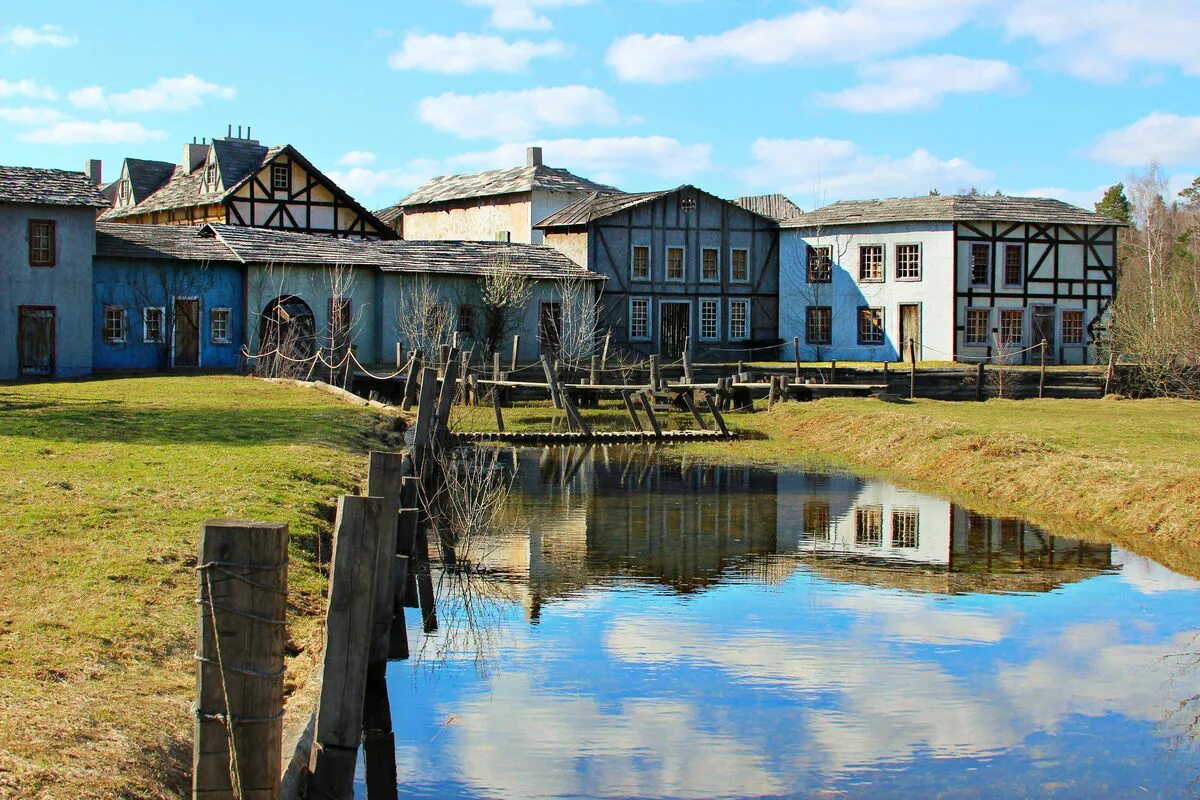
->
[735,193,802,222]
[391,164,620,209]
[780,194,1127,229]
[535,185,780,230]
[95,222,604,281]
[0,166,109,208]
[122,158,176,205]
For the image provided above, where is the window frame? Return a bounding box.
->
[1003,243,1024,288]
[628,297,651,342]
[806,245,832,283]
[456,304,476,337]
[857,306,884,346]
[891,508,919,548]
[729,248,750,283]
[857,244,884,283]
[665,246,686,282]
[210,307,232,344]
[999,308,1024,347]
[204,161,218,189]
[143,306,165,344]
[103,304,127,345]
[28,219,56,267]
[855,505,884,547]
[806,306,832,346]
[700,247,720,283]
[895,242,922,281]
[630,244,651,282]
[970,243,991,287]
[804,501,831,541]
[271,162,291,193]
[728,298,750,341]
[698,298,720,341]
[1061,308,1086,346]
[964,307,991,346]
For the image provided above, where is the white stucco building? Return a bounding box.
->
[779,195,1123,364]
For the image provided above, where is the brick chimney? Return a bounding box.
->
[526,146,543,168]
[183,139,208,174]
[84,159,102,185]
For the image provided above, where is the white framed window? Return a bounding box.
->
[699,298,719,340]
[631,245,650,281]
[143,307,165,344]
[896,243,921,281]
[855,505,883,546]
[211,307,232,344]
[1004,244,1024,287]
[204,162,218,189]
[892,509,919,548]
[857,307,884,345]
[271,163,290,192]
[1062,309,1085,345]
[666,246,685,281]
[118,180,131,205]
[701,248,719,282]
[806,306,832,345]
[728,299,749,341]
[999,309,1024,346]
[970,243,991,286]
[965,308,990,345]
[103,305,126,344]
[858,245,884,282]
[807,246,832,283]
[629,297,650,341]
[730,248,750,282]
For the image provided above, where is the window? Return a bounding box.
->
[701,248,719,282]
[804,502,831,541]
[118,180,131,204]
[699,299,719,340]
[1004,244,1023,287]
[457,304,476,337]
[858,245,883,282]
[857,307,883,346]
[855,505,883,546]
[999,309,1023,346]
[807,245,832,283]
[806,306,832,345]
[965,308,990,345]
[629,298,650,340]
[892,509,919,548]
[729,299,749,341]
[970,243,990,286]
[896,244,921,281]
[143,307,164,344]
[666,246,685,281]
[271,163,291,192]
[103,305,126,344]
[28,220,56,266]
[631,245,650,280]
[204,162,218,189]
[211,308,232,344]
[1062,310,1085,345]
[730,249,749,282]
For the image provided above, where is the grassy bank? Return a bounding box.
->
[0,376,384,798]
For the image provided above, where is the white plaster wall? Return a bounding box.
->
[544,231,589,268]
[780,223,955,361]
[402,196,534,243]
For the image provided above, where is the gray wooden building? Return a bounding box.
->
[536,186,780,360]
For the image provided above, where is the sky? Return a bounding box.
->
[1,0,1198,212]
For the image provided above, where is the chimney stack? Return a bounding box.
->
[84,159,102,186]
[183,141,208,174]
[526,146,543,168]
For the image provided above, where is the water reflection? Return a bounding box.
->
[379,447,1200,800]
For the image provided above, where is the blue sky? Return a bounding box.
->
[1,0,1198,211]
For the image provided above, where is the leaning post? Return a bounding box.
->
[1039,338,1048,399]
[908,338,917,399]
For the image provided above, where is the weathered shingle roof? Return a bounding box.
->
[96,222,603,280]
[392,164,620,209]
[780,194,1127,228]
[735,193,802,222]
[0,166,109,208]
[535,185,780,229]
[123,158,176,204]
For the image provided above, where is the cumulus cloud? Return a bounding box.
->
[606,0,989,83]
[1003,0,1200,81]
[1091,112,1200,166]
[328,159,443,200]
[465,0,590,30]
[68,74,235,113]
[0,106,66,126]
[418,85,625,140]
[819,55,1021,113]
[738,137,993,202]
[388,32,568,74]
[18,120,168,145]
[0,78,56,101]
[338,150,377,167]
[0,24,77,48]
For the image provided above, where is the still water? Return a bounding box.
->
[375,446,1200,799]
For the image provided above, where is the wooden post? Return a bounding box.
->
[492,381,505,432]
[361,664,397,800]
[1039,338,1048,399]
[702,392,730,438]
[649,355,660,390]
[638,391,664,439]
[589,355,599,387]
[883,360,890,391]
[793,337,801,380]
[395,342,403,371]
[492,352,501,382]
[367,453,405,668]
[411,367,439,475]
[401,349,422,411]
[601,333,611,370]
[908,339,917,400]
[561,388,593,438]
[193,521,288,800]
[439,344,450,370]
[540,354,562,409]
[976,362,986,401]
[682,336,693,384]
[1104,350,1115,395]
[767,376,778,411]
[681,391,708,430]
[434,350,460,441]
[414,515,437,634]
[309,496,383,800]
[622,390,643,432]
[510,335,520,373]
[830,360,839,384]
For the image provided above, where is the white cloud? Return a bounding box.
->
[0,24,77,48]
[466,0,590,30]
[388,32,568,74]
[1091,113,1200,166]
[449,136,712,182]
[606,0,989,83]
[0,106,66,126]
[1113,548,1200,594]
[338,150,377,167]
[328,160,443,200]
[18,120,168,145]
[1004,0,1200,81]
[819,55,1021,113]
[418,85,625,140]
[68,74,235,113]
[739,137,994,202]
[0,78,56,101]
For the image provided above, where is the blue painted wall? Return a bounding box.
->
[93,258,245,371]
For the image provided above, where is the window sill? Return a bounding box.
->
[858,278,884,284]
[896,277,922,282]
[104,339,126,345]
[212,339,232,345]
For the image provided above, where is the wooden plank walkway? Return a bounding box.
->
[456,429,734,444]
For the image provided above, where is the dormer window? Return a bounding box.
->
[118,180,131,205]
[271,163,290,193]
[205,162,218,189]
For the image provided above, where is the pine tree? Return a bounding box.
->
[1179,176,1200,207]
[1095,183,1132,223]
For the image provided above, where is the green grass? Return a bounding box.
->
[0,376,385,799]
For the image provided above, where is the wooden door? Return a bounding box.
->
[18,306,55,376]
[1031,306,1056,364]
[660,302,691,359]
[539,302,561,356]
[174,299,200,368]
[899,304,921,361]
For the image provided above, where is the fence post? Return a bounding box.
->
[193,521,288,800]
[793,336,801,380]
[395,342,403,371]
[367,452,405,667]
[492,352,501,382]
[638,391,664,439]
[589,355,599,387]
[510,335,520,373]
[1104,351,1115,395]
[434,349,460,442]
[1039,338,1048,399]
[401,349,422,411]
[540,354,562,409]
[649,355,660,390]
[976,362,986,401]
[830,360,839,384]
[908,339,917,399]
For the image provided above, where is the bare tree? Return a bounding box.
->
[480,253,532,357]
[395,276,457,359]
[553,272,603,369]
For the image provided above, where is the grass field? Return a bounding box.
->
[0,376,386,799]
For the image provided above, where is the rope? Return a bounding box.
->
[201,570,244,799]
[193,655,287,680]
[348,349,416,381]
[195,599,288,625]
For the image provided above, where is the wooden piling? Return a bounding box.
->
[361,663,397,800]
[589,355,599,387]
[510,335,520,373]
[767,376,778,411]
[366,452,405,667]
[540,354,562,409]
[401,349,422,411]
[622,390,643,431]
[830,360,839,384]
[680,391,707,430]
[793,337,801,380]
[702,392,730,438]
[412,367,439,474]
[649,355,660,390]
[682,337,693,383]
[434,349,460,441]
[193,520,288,800]
[395,342,403,371]
[638,391,664,439]
[492,382,505,432]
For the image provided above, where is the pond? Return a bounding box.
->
[372,446,1200,799]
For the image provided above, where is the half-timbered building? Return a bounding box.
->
[779,195,1123,364]
[99,129,393,239]
[536,186,780,360]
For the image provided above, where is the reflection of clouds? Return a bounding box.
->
[448,671,784,800]
[821,590,1013,644]
[1114,548,1200,594]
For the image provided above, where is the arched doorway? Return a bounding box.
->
[258,296,315,376]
